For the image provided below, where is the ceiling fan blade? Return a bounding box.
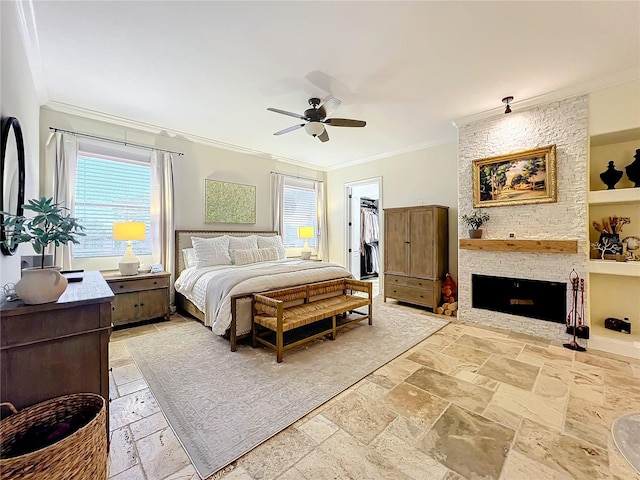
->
[318,129,329,142]
[267,107,305,120]
[317,97,341,119]
[273,124,305,136]
[325,118,366,127]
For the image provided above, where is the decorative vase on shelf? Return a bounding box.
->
[15,267,68,304]
[598,233,621,256]
[599,161,623,189]
[469,229,483,239]
[625,148,640,187]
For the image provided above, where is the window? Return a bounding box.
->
[73,145,152,259]
[282,178,317,248]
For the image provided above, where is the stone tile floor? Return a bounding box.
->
[108,311,640,480]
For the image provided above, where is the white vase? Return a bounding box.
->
[15,267,68,304]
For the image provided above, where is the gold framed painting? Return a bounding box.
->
[204,179,256,223]
[473,145,557,208]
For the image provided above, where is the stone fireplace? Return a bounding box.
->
[457,95,588,341]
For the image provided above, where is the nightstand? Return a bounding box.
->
[103,271,171,327]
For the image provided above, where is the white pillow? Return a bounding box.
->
[228,235,258,263]
[234,247,279,266]
[257,235,286,260]
[228,235,258,251]
[191,236,232,268]
[182,248,197,269]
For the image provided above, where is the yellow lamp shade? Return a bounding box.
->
[297,226,314,239]
[113,222,146,241]
[298,226,313,260]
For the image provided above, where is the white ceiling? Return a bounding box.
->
[30,1,639,170]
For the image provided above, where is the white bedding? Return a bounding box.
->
[174,259,352,335]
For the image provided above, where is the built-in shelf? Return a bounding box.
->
[590,325,640,359]
[588,188,640,205]
[590,127,640,147]
[588,259,640,277]
[586,122,640,360]
[459,239,578,254]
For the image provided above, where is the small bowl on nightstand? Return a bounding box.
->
[138,263,152,274]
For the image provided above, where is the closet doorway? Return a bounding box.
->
[345,178,382,281]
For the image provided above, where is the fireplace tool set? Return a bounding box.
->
[564,269,587,352]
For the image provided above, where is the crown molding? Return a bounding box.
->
[325,134,458,171]
[14,0,48,104]
[45,99,460,172]
[42,101,324,171]
[452,67,640,128]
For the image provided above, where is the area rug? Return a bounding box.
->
[612,412,640,474]
[126,299,448,478]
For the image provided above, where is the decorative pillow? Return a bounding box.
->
[182,248,197,269]
[191,236,232,268]
[234,247,279,266]
[228,235,258,263]
[256,235,286,260]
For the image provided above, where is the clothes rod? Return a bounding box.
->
[270,171,323,182]
[49,127,184,156]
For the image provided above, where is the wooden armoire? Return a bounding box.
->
[383,205,448,309]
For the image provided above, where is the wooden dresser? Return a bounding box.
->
[383,205,449,309]
[0,271,113,416]
[103,271,171,327]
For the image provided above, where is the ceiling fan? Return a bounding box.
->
[267,97,366,143]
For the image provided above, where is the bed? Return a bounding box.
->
[173,230,353,350]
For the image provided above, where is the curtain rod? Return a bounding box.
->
[49,127,184,156]
[270,171,323,182]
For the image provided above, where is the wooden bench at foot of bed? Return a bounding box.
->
[251,278,373,362]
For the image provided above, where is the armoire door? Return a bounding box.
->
[408,207,434,278]
[384,208,408,275]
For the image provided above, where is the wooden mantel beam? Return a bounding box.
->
[459,239,579,254]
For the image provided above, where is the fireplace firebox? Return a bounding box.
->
[472,274,566,324]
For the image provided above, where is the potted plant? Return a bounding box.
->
[462,210,490,239]
[2,197,85,304]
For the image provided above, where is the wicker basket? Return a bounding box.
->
[0,393,107,480]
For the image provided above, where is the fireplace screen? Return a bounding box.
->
[472,274,566,323]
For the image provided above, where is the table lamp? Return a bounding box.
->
[298,226,314,260]
[113,221,146,275]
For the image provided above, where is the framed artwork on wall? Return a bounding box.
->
[204,179,256,223]
[473,145,557,207]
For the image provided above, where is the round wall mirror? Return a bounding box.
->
[1,116,26,256]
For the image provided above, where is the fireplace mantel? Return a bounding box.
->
[459,239,578,254]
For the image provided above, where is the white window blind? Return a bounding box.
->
[282,178,317,248]
[73,151,152,258]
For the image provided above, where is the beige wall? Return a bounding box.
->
[0,1,41,285]
[38,108,325,266]
[589,80,640,136]
[326,142,459,280]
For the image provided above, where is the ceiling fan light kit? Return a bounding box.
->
[268,97,366,143]
[305,122,324,137]
[502,96,514,114]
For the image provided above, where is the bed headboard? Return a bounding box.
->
[174,230,279,276]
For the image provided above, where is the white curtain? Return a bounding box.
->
[45,131,78,270]
[151,151,175,304]
[270,172,284,234]
[315,180,329,261]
